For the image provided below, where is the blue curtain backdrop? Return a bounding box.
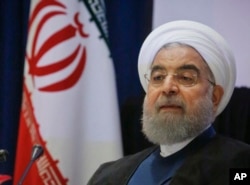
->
[0,0,30,183]
[106,0,153,106]
[105,0,153,155]
[0,0,153,183]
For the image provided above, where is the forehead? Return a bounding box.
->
[151,44,208,72]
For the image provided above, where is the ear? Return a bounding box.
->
[212,85,224,112]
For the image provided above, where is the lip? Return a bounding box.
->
[159,105,183,112]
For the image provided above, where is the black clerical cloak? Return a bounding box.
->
[88,134,250,185]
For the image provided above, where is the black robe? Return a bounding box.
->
[87,135,250,185]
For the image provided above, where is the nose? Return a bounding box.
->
[161,75,179,96]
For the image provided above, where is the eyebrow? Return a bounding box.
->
[150,65,165,72]
[150,64,201,75]
[178,64,200,75]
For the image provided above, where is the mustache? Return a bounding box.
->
[155,96,185,110]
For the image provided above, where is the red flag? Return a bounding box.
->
[0,175,11,184]
[14,0,122,184]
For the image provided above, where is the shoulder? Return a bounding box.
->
[98,146,157,172]
[170,135,250,185]
[192,134,250,164]
[213,134,250,147]
[87,146,158,185]
[209,135,250,156]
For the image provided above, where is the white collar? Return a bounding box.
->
[159,124,212,157]
[160,138,194,157]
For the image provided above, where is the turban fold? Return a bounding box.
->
[138,20,236,116]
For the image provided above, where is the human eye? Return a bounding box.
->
[177,71,197,85]
[150,71,166,84]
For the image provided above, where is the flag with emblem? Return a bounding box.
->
[13,0,122,184]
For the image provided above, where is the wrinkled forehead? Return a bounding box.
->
[150,43,213,78]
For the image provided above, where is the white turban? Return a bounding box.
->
[138,20,236,116]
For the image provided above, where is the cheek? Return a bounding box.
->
[182,86,211,107]
[145,90,159,109]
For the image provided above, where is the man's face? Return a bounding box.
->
[142,45,223,145]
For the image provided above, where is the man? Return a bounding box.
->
[87,20,250,185]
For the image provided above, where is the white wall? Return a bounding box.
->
[153,0,250,87]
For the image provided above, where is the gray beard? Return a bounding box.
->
[141,90,215,145]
